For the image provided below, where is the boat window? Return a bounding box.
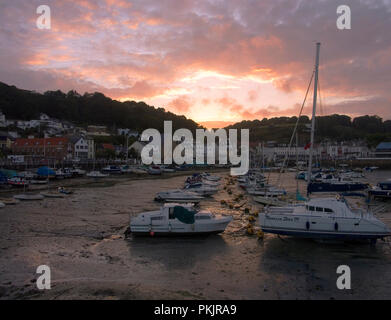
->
[316,207,323,212]
[308,206,315,211]
[324,208,334,213]
[195,215,211,220]
[151,216,163,221]
[169,207,175,219]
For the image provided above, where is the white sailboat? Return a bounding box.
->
[87,145,109,178]
[259,43,390,242]
[130,203,232,236]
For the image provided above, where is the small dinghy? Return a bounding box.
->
[130,203,232,236]
[58,187,73,195]
[0,202,5,208]
[0,198,20,205]
[14,194,44,201]
[86,171,109,178]
[30,180,48,185]
[40,192,64,198]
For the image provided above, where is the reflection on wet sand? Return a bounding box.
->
[0,170,391,299]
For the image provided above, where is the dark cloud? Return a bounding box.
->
[0,0,390,119]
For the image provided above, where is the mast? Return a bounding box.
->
[307,42,321,193]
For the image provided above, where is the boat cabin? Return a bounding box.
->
[303,197,365,218]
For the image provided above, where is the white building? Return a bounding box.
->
[70,135,94,160]
[255,141,369,163]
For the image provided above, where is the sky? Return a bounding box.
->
[0,0,391,128]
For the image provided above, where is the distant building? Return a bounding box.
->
[0,131,12,150]
[87,125,110,136]
[117,128,139,137]
[255,141,369,163]
[69,136,87,159]
[375,142,391,158]
[11,137,71,160]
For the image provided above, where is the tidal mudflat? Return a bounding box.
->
[1,171,391,300]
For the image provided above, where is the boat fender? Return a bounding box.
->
[150,231,155,236]
[334,222,339,231]
[306,221,310,230]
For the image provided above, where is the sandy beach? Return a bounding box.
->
[1,171,391,300]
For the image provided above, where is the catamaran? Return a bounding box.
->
[259,43,390,242]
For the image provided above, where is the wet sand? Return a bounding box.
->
[1,171,391,300]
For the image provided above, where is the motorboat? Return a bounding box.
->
[253,196,289,207]
[201,173,221,182]
[307,180,368,194]
[70,167,86,177]
[247,186,286,197]
[41,191,65,198]
[18,171,37,180]
[185,174,220,186]
[368,182,391,200]
[14,194,45,201]
[130,203,232,236]
[184,183,218,196]
[132,167,148,174]
[155,190,205,203]
[259,196,390,241]
[102,165,122,174]
[120,165,134,174]
[86,171,109,178]
[160,165,176,173]
[0,198,20,205]
[56,168,72,179]
[8,177,29,188]
[148,166,162,175]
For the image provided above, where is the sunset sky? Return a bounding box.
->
[1,0,391,127]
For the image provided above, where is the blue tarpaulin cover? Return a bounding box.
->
[0,169,17,178]
[37,166,55,177]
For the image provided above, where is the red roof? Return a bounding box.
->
[102,143,115,150]
[13,137,68,147]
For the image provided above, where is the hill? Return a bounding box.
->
[0,82,200,132]
[226,114,391,147]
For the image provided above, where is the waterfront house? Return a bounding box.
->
[375,142,391,158]
[0,131,12,150]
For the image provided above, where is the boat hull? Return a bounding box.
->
[261,227,389,240]
[308,182,367,193]
[130,230,225,237]
[260,212,390,240]
[131,217,231,236]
